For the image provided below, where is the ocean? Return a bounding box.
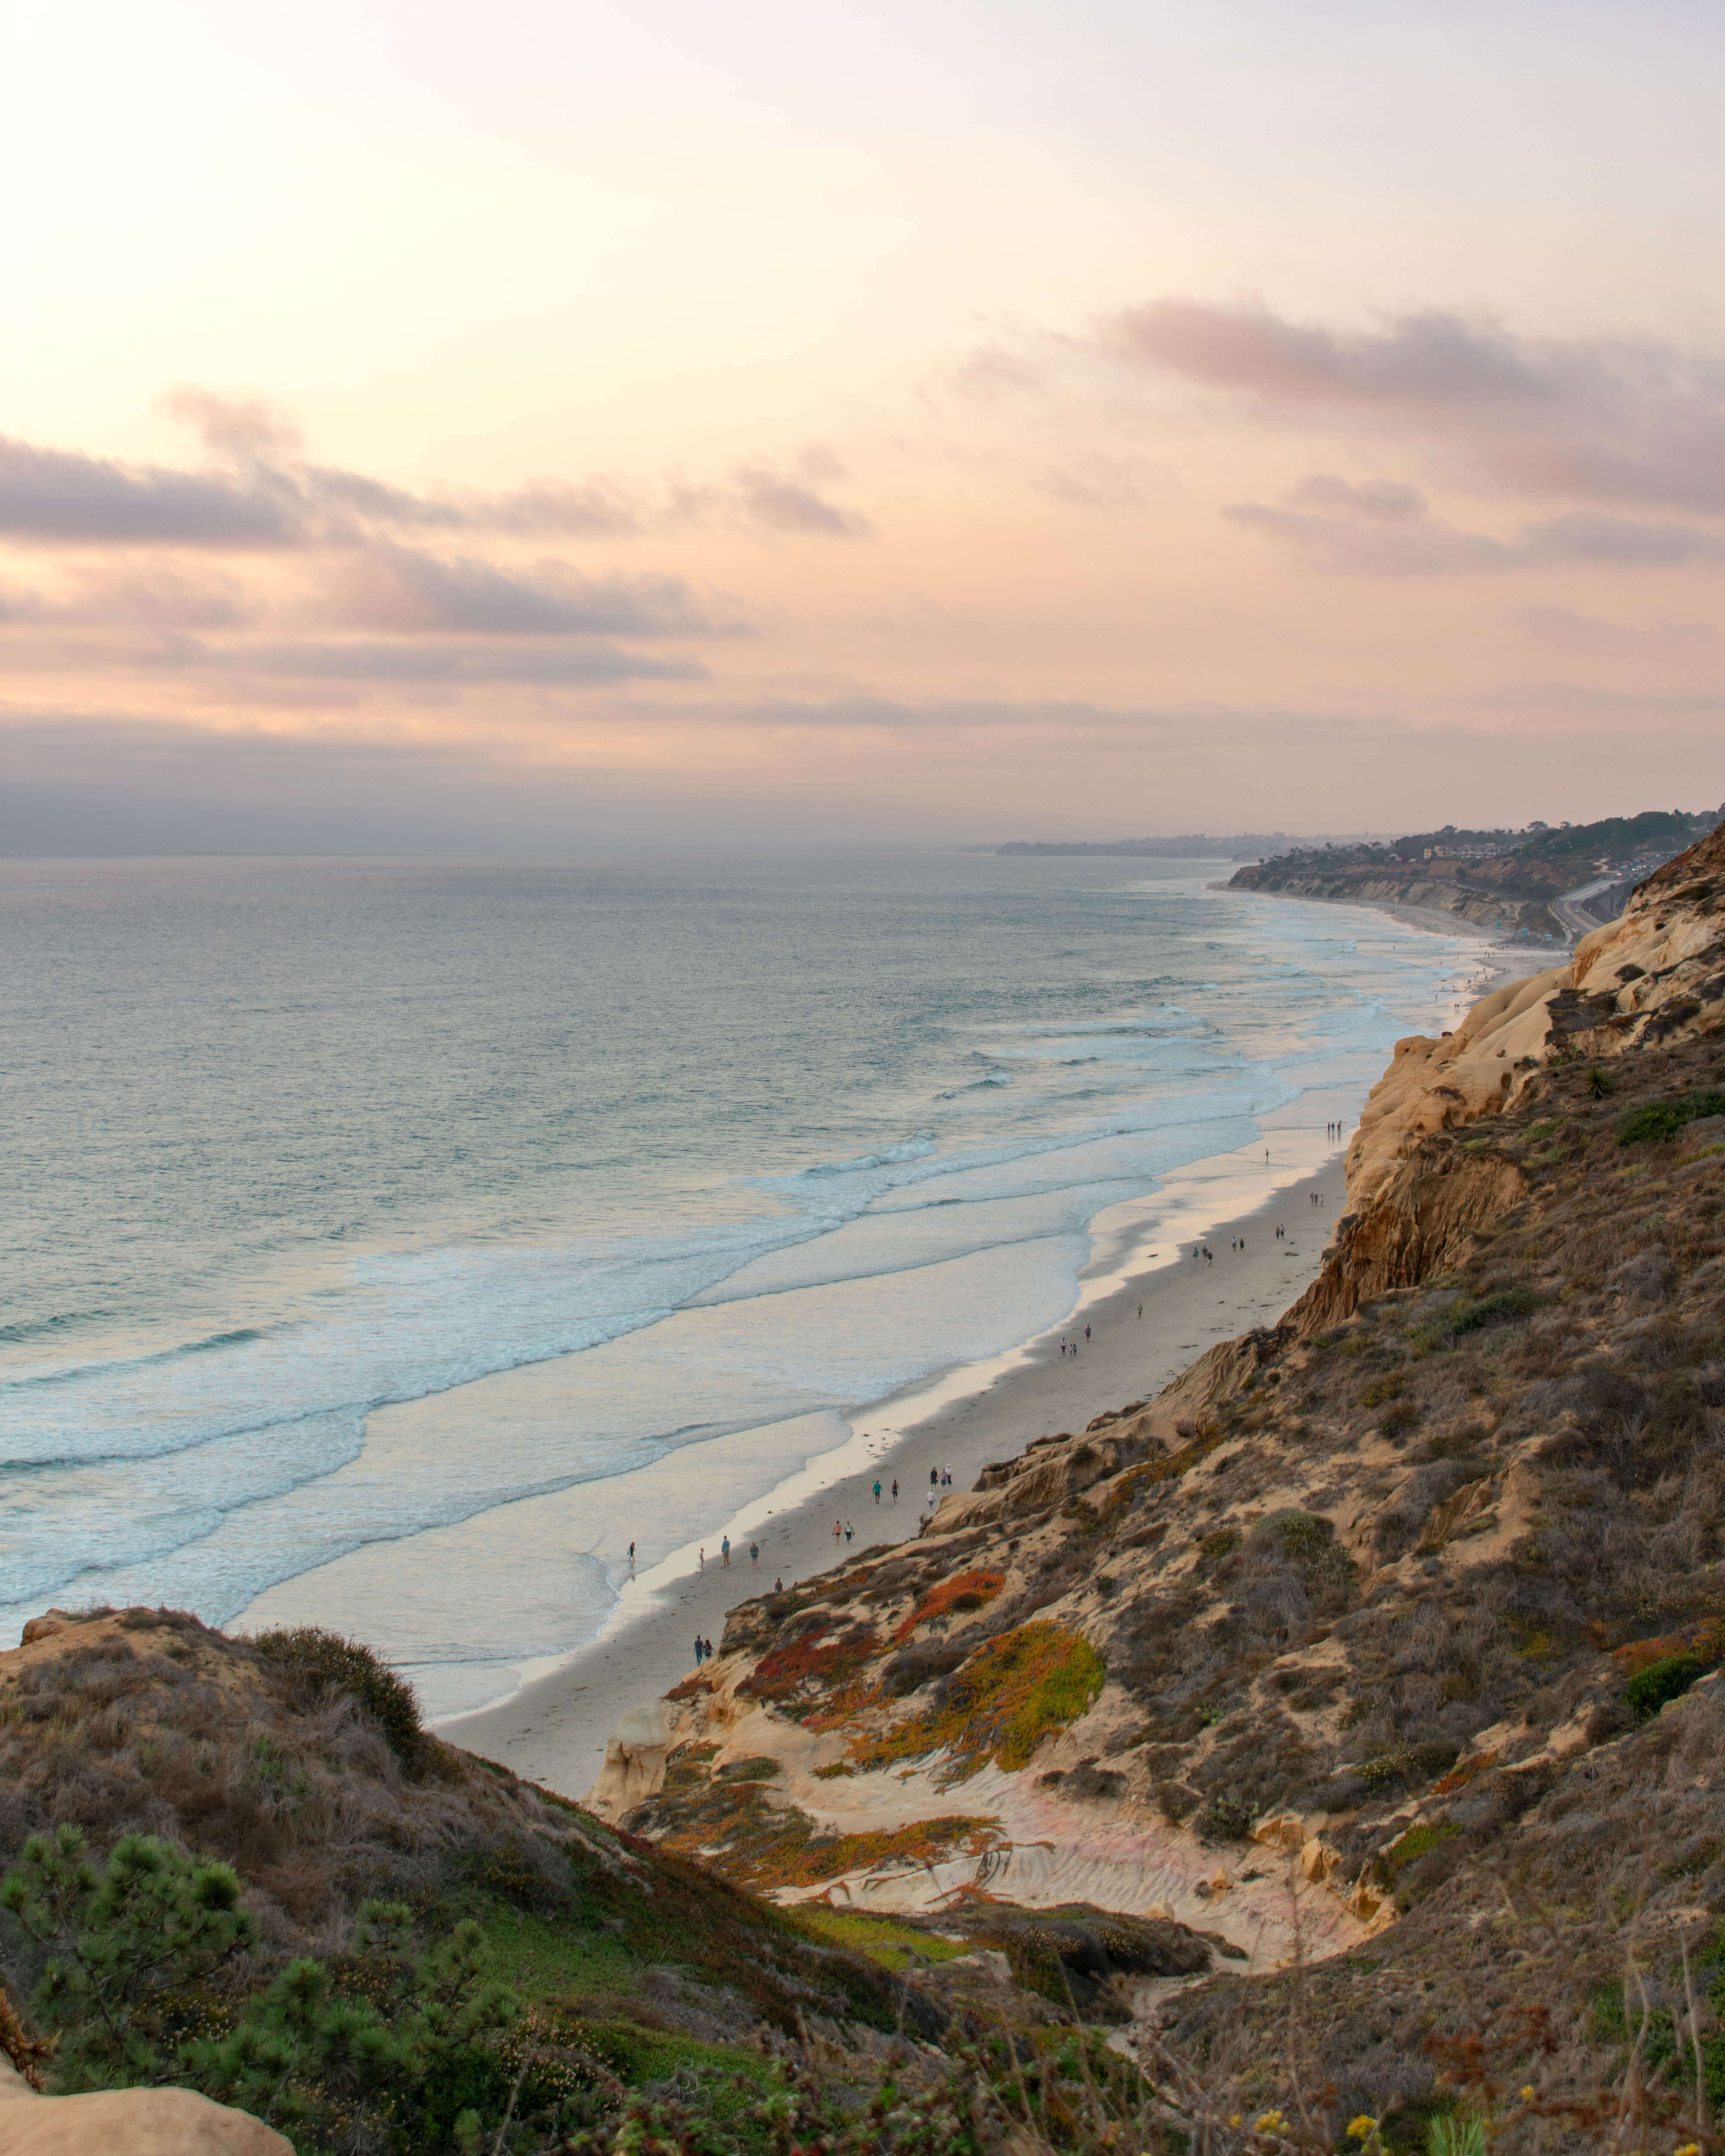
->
[0,852,1489,1714]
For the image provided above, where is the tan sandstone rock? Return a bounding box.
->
[0,2057,291,2155]
[586,1702,670,1821]
[1334,819,1725,1224]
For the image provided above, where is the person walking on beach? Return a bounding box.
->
[693,1636,704,1665]
[833,1518,842,1544]
[750,1541,759,1566]
[703,1637,714,1662]
[844,1520,854,1543]
[1137,1302,1142,1319]
[698,1546,705,1571]
[873,1479,881,1504]
[1084,1324,1090,1341]
[721,1535,730,1567]
[627,1541,635,1570]
[891,1478,899,1503]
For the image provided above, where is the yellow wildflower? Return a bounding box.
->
[1673,2143,1700,2156]
[1520,2085,1535,2102]
[1254,2112,1287,2136]
[1348,2120,1377,2141]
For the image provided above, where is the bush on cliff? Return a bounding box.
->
[0,1824,257,2088]
[853,1624,1106,1785]
[0,1826,540,2150]
[1617,1088,1725,1146]
[253,1625,427,1771]
[1624,1652,1707,1719]
[0,1823,1173,2154]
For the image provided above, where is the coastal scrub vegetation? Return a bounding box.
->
[0,1608,951,2151]
[850,1623,1107,1785]
[9,833,1725,2150]
[625,1021,1725,2147]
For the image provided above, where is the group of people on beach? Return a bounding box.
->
[697,1536,762,1571]
[668,1145,1367,1674]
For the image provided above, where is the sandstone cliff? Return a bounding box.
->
[1346,813,1725,1212]
[608,817,1725,2147]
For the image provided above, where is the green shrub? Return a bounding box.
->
[1408,1285,1535,1351]
[1196,1793,1255,1843]
[0,1829,539,2149]
[1428,2117,1487,2156]
[254,1624,425,1769]
[1450,1286,1537,1335]
[0,1826,257,2088]
[1378,1820,1462,1893]
[1624,1651,1707,1718]
[1618,1089,1725,1146]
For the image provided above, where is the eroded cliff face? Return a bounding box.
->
[599,843,1725,2138]
[1342,816,1725,1219]
[609,1027,1725,1957]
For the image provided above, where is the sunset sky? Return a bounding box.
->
[5,0,1724,849]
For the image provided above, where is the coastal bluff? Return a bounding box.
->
[599,812,1725,2142]
[6,821,1725,2150]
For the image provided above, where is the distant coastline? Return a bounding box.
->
[993,831,1386,859]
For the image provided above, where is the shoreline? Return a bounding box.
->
[441,1147,1356,1796]
[444,896,1540,1800]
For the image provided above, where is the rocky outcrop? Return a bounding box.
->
[0,2058,290,2154]
[587,1702,671,1823]
[1290,1144,1527,1332]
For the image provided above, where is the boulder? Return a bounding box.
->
[0,2057,290,2154]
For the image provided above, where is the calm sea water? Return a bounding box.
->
[1,853,1484,1711]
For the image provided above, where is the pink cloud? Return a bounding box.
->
[1098,301,1725,520]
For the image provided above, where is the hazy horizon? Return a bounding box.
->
[5,0,1725,845]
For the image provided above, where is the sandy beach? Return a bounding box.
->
[445,1146,1344,1796]
[442,916,1537,1802]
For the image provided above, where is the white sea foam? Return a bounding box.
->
[0,853,1516,1681]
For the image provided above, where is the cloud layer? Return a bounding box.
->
[0,399,865,716]
[1101,300,1725,524]
[0,395,869,551]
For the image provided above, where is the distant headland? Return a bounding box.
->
[1224,805,1722,940]
[996,806,1724,942]
[992,830,1385,859]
